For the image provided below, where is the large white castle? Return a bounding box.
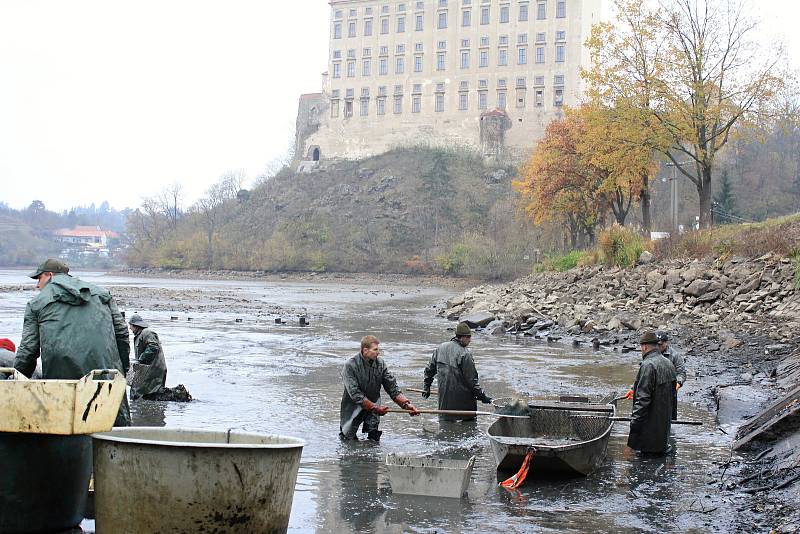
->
[295,0,602,168]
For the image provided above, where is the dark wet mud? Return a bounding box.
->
[0,270,735,533]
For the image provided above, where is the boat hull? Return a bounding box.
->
[487,404,615,477]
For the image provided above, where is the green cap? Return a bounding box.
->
[29,258,69,279]
[455,322,472,337]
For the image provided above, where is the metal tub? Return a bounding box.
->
[92,427,305,534]
[386,453,475,498]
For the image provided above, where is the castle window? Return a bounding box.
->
[344,100,353,118]
[518,46,527,65]
[412,94,422,113]
[349,9,357,17]
[381,17,389,34]
[415,42,424,52]
[519,3,529,21]
[334,23,342,39]
[518,33,528,44]
[395,56,405,74]
[498,48,507,66]
[535,87,544,107]
[459,92,469,110]
[536,32,545,43]
[461,50,470,69]
[480,6,489,24]
[535,46,545,63]
[478,90,488,109]
[334,10,342,19]
[364,19,373,36]
[500,5,509,23]
[397,16,405,32]
[332,62,341,78]
[347,61,356,77]
[556,1,566,18]
[394,95,403,114]
[437,52,446,70]
[537,1,546,19]
[414,55,423,72]
[479,49,489,67]
[556,30,566,41]
[416,14,424,30]
[497,91,507,109]
[481,36,491,46]
[516,76,526,88]
[554,74,565,85]
[554,88,564,106]
[438,11,448,29]
[379,57,388,75]
[377,97,386,115]
[556,44,565,63]
[438,40,447,50]
[363,59,371,76]
[462,9,471,26]
[348,21,356,38]
[363,48,372,57]
[498,35,508,45]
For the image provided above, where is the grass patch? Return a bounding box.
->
[598,225,646,268]
[535,250,590,272]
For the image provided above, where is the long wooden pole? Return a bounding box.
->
[386,408,529,419]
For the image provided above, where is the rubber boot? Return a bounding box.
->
[367,430,383,442]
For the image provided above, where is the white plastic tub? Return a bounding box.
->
[386,453,475,498]
[92,427,305,534]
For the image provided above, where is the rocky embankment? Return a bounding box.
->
[445,252,800,532]
[445,252,799,352]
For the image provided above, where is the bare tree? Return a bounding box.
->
[156,182,183,230]
[655,0,785,228]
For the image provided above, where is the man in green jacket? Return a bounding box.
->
[14,259,131,426]
[340,335,419,442]
[422,322,492,420]
[128,314,168,400]
[627,331,676,454]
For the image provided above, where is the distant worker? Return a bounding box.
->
[14,259,131,425]
[340,335,420,442]
[422,322,492,420]
[657,331,686,420]
[627,331,677,455]
[127,314,168,400]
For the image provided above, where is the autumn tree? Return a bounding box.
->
[584,0,669,232]
[514,112,606,249]
[655,0,784,228]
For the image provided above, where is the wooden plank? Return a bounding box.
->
[733,384,800,450]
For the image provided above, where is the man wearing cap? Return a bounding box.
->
[14,259,131,426]
[422,322,492,420]
[657,331,686,420]
[340,335,420,442]
[128,314,168,400]
[627,330,677,454]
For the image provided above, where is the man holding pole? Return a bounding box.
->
[339,335,419,442]
[422,322,492,420]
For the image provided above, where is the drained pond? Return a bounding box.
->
[0,271,732,533]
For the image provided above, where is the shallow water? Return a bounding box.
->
[0,270,732,533]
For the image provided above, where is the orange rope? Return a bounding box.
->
[499,449,535,489]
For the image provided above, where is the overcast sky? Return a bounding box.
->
[1,0,799,213]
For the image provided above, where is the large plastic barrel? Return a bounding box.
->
[92,427,305,534]
[0,433,91,533]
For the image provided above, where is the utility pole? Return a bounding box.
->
[664,160,693,236]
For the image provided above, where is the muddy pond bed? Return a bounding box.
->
[0,270,736,533]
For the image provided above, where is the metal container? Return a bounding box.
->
[0,433,92,533]
[385,453,475,498]
[92,427,305,534]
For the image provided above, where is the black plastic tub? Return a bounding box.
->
[0,433,91,533]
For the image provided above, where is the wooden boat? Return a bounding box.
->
[486,402,616,476]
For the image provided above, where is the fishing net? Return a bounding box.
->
[493,409,610,441]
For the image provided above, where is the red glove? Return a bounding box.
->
[624,389,634,400]
[361,398,389,416]
[394,394,421,416]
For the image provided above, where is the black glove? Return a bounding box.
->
[421,388,431,399]
[478,393,493,404]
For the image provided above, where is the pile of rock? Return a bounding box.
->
[443,253,800,341]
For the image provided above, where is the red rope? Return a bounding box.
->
[499,449,535,489]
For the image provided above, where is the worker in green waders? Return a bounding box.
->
[422,322,493,420]
[340,335,420,442]
[127,314,168,400]
[14,259,131,426]
[627,331,677,455]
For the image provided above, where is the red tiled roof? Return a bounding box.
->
[53,226,119,238]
